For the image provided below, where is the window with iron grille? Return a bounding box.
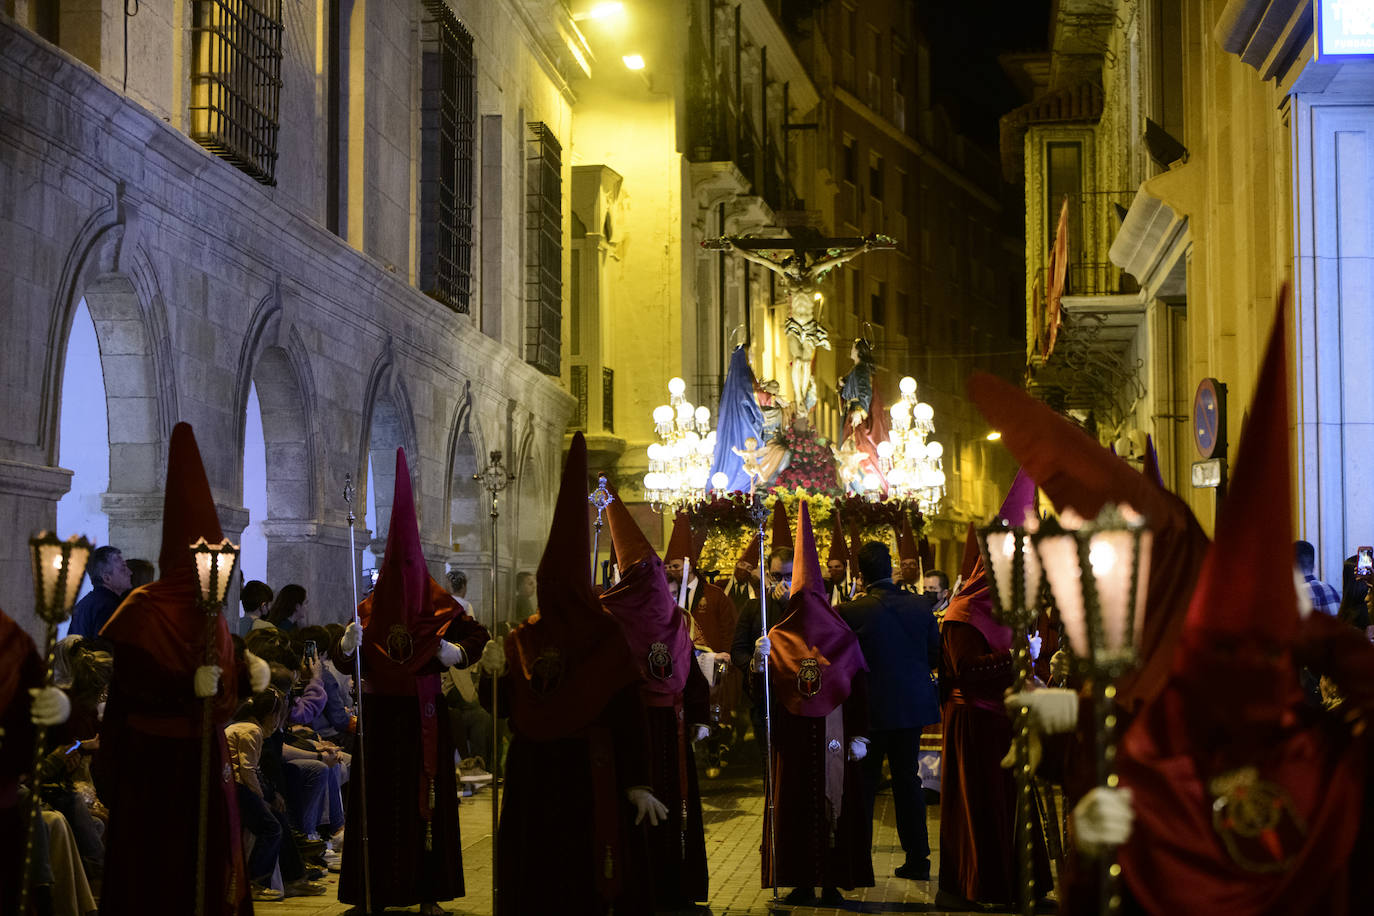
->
[569,365,588,431]
[525,122,563,376]
[602,367,615,434]
[190,0,285,185]
[419,1,475,313]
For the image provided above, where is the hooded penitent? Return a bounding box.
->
[665,512,696,570]
[827,509,850,577]
[103,423,239,716]
[967,371,1210,712]
[942,470,1035,655]
[898,514,919,570]
[735,534,760,582]
[768,501,867,718]
[98,422,248,915]
[1116,290,1368,913]
[600,485,693,702]
[918,535,934,573]
[771,499,794,552]
[506,434,641,741]
[957,522,980,584]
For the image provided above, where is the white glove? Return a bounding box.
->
[1006,687,1080,735]
[436,640,465,668]
[478,639,507,677]
[1073,786,1134,856]
[245,650,270,693]
[690,724,711,742]
[340,621,362,654]
[29,687,71,726]
[848,737,869,761]
[751,635,771,673]
[626,787,669,826]
[1028,632,1043,662]
[194,665,222,699]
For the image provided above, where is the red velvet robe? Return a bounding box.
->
[495,681,655,915]
[761,671,874,890]
[938,620,1051,905]
[339,610,489,908]
[0,612,42,915]
[644,651,711,905]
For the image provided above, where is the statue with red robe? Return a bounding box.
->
[338,447,490,914]
[753,500,873,907]
[486,433,667,915]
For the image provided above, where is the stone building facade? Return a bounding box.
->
[0,1,579,639]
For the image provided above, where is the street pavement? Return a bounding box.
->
[276,756,1025,915]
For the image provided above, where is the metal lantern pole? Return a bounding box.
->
[343,475,373,915]
[589,475,613,580]
[978,521,1037,916]
[190,537,239,916]
[748,495,777,899]
[475,451,514,916]
[19,534,91,916]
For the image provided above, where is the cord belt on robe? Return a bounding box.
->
[362,674,443,827]
[824,707,845,844]
[646,693,690,860]
[584,724,623,903]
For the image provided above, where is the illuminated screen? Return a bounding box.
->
[1318,0,1374,58]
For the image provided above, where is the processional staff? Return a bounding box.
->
[747,494,779,900]
[342,475,373,915]
[590,475,613,580]
[475,450,514,916]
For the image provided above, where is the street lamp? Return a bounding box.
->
[976,515,1041,916]
[20,532,92,914]
[1032,504,1152,916]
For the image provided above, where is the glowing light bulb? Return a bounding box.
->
[667,377,686,397]
[914,402,934,422]
[1089,540,1117,576]
[711,472,729,491]
[695,405,710,425]
[899,376,917,396]
[926,441,943,460]
[876,440,895,459]
[653,405,673,424]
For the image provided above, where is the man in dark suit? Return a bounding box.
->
[838,540,941,881]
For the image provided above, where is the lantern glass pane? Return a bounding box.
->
[40,542,64,613]
[1037,532,1088,657]
[62,540,92,609]
[193,543,214,604]
[1090,529,1134,652]
[1020,532,1043,608]
[984,529,1015,614]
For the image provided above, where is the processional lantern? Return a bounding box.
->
[190,537,240,611]
[29,532,93,623]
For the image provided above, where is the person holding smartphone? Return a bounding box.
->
[1295,540,1341,617]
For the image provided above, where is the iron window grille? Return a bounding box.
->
[419,0,475,313]
[525,122,563,376]
[190,0,285,185]
[602,367,615,434]
[569,365,589,431]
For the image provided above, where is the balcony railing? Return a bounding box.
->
[1045,190,1138,297]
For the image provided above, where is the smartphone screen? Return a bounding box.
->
[304,640,318,662]
[1358,546,1373,576]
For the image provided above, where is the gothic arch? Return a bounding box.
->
[444,381,488,556]
[359,341,420,547]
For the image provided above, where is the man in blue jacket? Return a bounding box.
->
[838,540,941,881]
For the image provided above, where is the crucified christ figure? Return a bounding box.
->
[705,234,894,414]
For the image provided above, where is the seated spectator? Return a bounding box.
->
[291,626,350,740]
[1338,555,1371,630]
[241,579,274,637]
[266,664,342,853]
[266,584,309,633]
[68,546,132,638]
[226,688,326,900]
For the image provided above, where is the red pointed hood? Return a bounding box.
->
[943,471,1032,654]
[599,484,692,703]
[1142,434,1165,490]
[768,501,867,716]
[733,534,761,583]
[968,373,1210,711]
[898,514,919,561]
[102,423,239,720]
[958,522,980,582]
[1172,292,1302,721]
[665,512,694,565]
[918,536,934,571]
[826,509,850,569]
[357,448,462,694]
[507,434,641,740]
[771,499,793,551]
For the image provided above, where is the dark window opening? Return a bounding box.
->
[525,122,563,376]
[419,0,475,313]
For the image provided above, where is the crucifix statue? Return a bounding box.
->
[704,233,895,414]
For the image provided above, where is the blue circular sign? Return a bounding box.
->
[1194,378,1223,459]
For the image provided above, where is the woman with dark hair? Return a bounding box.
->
[267,584,308,633]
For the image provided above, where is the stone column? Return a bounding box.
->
[0,458,73,640]
[100,491,165,574]
[261,519,367,626]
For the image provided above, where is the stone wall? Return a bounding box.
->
[0,17,573,641]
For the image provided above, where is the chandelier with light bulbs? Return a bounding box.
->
[872,375,946,515]
[643,377,717,511]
